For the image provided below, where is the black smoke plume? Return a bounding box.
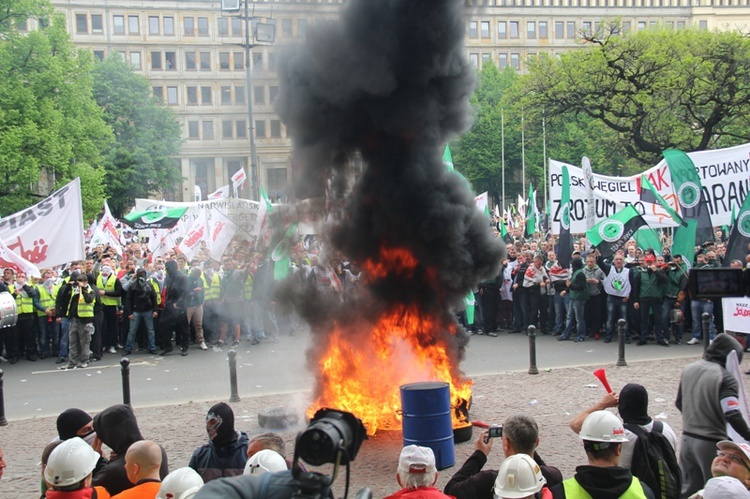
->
[275,0,504,390]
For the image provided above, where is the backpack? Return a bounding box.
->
[624,421,681,499]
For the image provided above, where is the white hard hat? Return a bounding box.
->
[156,467,204,499]
[244,449,287,476]
[44,437,100,488]
[493,454,547,499]
[579,410,629,443]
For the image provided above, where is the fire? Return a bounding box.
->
[308,246,472,435]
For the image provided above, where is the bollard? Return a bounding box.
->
[120,358,131,407]
[228,349,241,402]
[0,369,7,426]
[702,312,711,353]
[616,319,627,367]
[528,325,539,375]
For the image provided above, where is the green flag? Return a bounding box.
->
[724,192,750,267]
[558,166,573,269]
[634,227,662,255]
[442,144,454,171]
[671,219,697,265]
[587,205,647,259]
[639,174,685,227]
[663,149,714,245]
[525,183,536,238]
[122,207,188,229]
[500,219,513,245]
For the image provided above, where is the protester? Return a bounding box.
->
[188,403,249,482]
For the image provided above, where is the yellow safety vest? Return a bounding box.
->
[243,274,253,301]
[148,278,162,306]
[97,274,120,306]
[69,290,94,318]
[203,273,221,302]
[35,284,58,317]
[12,284,35,314]
[562,475,647,499]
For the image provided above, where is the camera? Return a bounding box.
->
[483,425,503,444]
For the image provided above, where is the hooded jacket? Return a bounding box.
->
[163,260,188,312]
[92,405,169,496]
[550,465,654,499]
[189,431,249,483]
[676,334,750,442]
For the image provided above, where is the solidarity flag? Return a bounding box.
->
[475,191,490,217]
[123,207,188,230]
[0,236,41,278]
[724,190,750,266]
[177,209,209,261]
[208,211,238,261]
[231,168,247,197]
[558,166,574,269]
[91,200,122,255]
[639,174,685,227]
[663,149,714,245]
[587,205,647,259]
[207,185,231,200]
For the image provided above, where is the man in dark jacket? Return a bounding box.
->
[158,259,189,356]
[123,269,158,355]
[559,256,589,342]
[189,402,249,483]
[676,334,750,497]
[92,404,169,496]
[633,254,668,346]
[445,414,562,499]
[57,272,96,369]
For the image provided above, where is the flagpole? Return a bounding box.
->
[521,109,526,196]
[542,108,548,210]
[501,108,506,211]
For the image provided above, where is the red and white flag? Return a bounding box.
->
[0,236,41,278]
[208,185,231,200]
[209,212,238,261]
[178,209,209,261]
[91,200,122,255]
[231,168,247,197]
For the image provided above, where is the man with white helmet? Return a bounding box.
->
[494,454,548,499]
[243,449,287,477]
[44,437,110,498]
[157,467,204,499]
[384,445,453,499]
[550,411,655,499]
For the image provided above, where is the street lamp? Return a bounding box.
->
[221,0,275,201]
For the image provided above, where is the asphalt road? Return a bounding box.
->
[1,328,700,421]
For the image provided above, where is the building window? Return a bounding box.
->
[269,85,278,103]
[510,21,519,38]
[555,21,564,38]
[539,21,548,38]
[623,21,631,32]
[17,19,28,32]
[235,86,245,104]
[130,51,141,69]
[253,52,263,70]
[470,53,479,67]
[527,21,536,39]
[76,14,88,34]
[128,15,139,34]
[637,21,646,30]
[167,86,177,105]
[188,121,200,139]
[468,20,478,38]
[194,159,215,193]
[254,85,265,105]
[498,21,507,39]
[221,86,232,105]
[267,168,287,194]
[164,16,174,35]
[510,53,520,70]
[567,21,576,38]
[202,121,214,140]
[198,17,209,36]
[94,50,105,61]
[153,86,163,101]
[282,19,293,37]
[151,51,162,70]
[187,86,198,105]
[232,18,242,36]
[201,86,212,105]
[236,120,247,138]
[271,120,282,138]
[186,52,196,70]
[698,20,707,30]
[234,52,244,70]
[220,52,230,70]
[481,21,490,38]
[159,52,173,70]
[268,52,277,71]
[481,53,491,66]
[298,19,307,37]
[499,53,508,69]
[200,52,211,70]
[184,17,194,35]
[218,18,229,36]
[149,16,159,35]
[676,20,685,29]
[255,120,266,138]
[583,21,592,36]
[92,15,103,34]
[223,120,234,139]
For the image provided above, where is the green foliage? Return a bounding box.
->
[0,2,111,219]
[92,54,183,217]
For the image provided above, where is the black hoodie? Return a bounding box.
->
[92,404,170,496]
[550,465,654,499]
[164,260,188,312]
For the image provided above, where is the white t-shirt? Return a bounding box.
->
[620,419,678,469]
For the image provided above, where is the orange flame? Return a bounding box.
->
[308,246,472,435]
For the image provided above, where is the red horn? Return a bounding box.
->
[593,368,612,393]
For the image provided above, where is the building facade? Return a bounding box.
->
[49,0,750,202]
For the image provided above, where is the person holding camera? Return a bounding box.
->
[445,415,562,499]
[57,272,96,369]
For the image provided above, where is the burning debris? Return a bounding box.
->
[275,0,505,434]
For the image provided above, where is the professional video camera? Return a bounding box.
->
[291,408,368,499]
[687,268,749,299]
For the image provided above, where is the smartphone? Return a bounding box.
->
[483,425,503,443]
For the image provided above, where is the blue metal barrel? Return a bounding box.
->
[400,381,455,469]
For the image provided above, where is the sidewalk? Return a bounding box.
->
[0,355,738,498]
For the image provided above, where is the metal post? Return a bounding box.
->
[616,319,627,367]
[120,358,131,407]
[702,312,711,352]
[528,326,539,375]
[228,349,241,402]
[244,0,259,201]
[0,369,7,426]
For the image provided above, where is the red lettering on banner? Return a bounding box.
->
[6,236,48,264]
[211,221,224,242]
[183,227,204,247]
[734,306,750,317]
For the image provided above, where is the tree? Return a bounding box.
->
[519,24,750,165]
[0,1,111,218]
[92,54,183,217]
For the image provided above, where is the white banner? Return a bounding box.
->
[0,236,41,278]
[474,191,488,214]
[549,142,750,234]
[0,178,84,268]
[723,296,750,334]
[208,185,231,200]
